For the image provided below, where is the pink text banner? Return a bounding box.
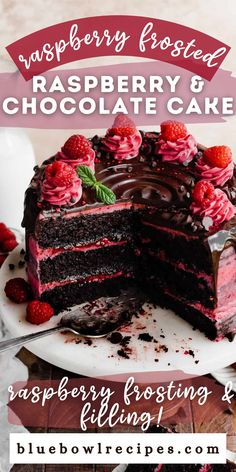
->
[0,61,235,129]
[6,16,230,81]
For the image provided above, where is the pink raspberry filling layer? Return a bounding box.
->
[28,236,128,261]
[28,269,133,297]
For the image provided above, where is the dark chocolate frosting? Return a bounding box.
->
[22,131,236,242]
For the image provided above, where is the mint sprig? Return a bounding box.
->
[95,183,117,205]
[77,165,97,187]
[77,165,116,205]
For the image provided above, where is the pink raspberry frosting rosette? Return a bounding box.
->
[41,162,82,206]
[102,129,142,160]
[41,178,82,206]
[191,188,236,228]
[56,148,95,172]
[158,134,198,164]
[195,155,234,186]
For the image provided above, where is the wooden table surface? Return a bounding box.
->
[10,348,236,472]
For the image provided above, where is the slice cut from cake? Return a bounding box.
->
[22,118,236,340]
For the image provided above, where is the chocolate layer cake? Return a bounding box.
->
[22,116,236,339]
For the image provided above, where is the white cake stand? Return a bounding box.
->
[0,246,235,380]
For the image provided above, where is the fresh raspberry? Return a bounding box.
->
[113,113,136,129]
[0,224,15,243]
[192,180,215,208]
[108,126,135,137]
[0,223,7,235]
[4,277,30,303]
[204,145,232,169]
[26,300,54,325]
[160,121,188,142]
[62,135,92,160]
[0,254,7,267]
[108,114,137,136]
[45,161,76,187]
[1,238,17,252]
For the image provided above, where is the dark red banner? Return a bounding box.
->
[6,16,230,81]
[8,375,234,430]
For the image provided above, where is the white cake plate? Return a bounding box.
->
[0,246,236,380]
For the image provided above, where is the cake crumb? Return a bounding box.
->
[139,309,146,317]
[18,260,25,268]
[120,336,131,347]
[155,344,168,353]
[117,349,129,359]
[107,332,123,344]
[184,349,195,358]
[138,333,153,342]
